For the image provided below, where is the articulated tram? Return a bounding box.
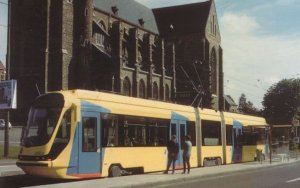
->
[17,90,269,179]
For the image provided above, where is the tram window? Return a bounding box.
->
[101,113,118,147]
[102,113,169,147]
[82,117,97,152]
[148,118,168,146]
[226,125,232,145]
[243,126,256,145]
[202,120,221,146]
[171,123,176,136]
[48,109,71,159]
[180,124,186,142]
[122,116,147,146]
[254,127,265,144]
[187,121,196,146]
[55,109,71,143]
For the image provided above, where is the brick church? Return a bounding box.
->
[9,0,224,123]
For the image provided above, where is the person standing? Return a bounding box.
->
[164,135,179,174]
[182,135,192,174]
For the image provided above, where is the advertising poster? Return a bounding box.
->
[0,80,17,109]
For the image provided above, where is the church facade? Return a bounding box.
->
[9,0,224,123]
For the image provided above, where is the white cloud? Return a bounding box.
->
[220,12,300,108]
[221,12,259,35]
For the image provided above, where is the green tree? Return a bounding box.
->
[262,78,300,125]
[238,93,260,115]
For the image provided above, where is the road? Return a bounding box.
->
[158,162,300,188]
[0,163,68,188]
[0,126,22,146]
[1,162,300,188]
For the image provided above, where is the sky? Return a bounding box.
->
[0,0,300,109]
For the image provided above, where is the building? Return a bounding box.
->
[224,95,238,113]
[0,61,7,120]
[153,0,224,109]
[0,61,6,81]
[9,0,224,123]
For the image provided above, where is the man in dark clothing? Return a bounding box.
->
[164,135,179,174]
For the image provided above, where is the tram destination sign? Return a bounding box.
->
[0,80,17,109]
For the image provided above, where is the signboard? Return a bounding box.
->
[0,80,17,109]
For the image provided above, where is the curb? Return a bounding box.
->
[0,170,24,177]
[110,160,300,188]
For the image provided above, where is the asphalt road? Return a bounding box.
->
[0,126,22,146]
[1,174,73,188]
[158,162,300,188]
[2,162,300,188]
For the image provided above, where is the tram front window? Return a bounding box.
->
[22,93,64,147]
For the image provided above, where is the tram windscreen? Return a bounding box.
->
[22,93,64,147]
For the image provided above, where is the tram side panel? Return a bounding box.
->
[222,112,268,164]
[197,109,224,166]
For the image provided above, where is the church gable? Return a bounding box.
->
[153,1,211,37]
[205,0,221,42]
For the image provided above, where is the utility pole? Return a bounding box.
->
[4,0,11,157]
[269,125,272,164]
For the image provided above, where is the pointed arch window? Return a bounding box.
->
[139,79,146,98]
[94,21,106,47]
[122,31,130,67]
[123,77,131,96]
[122,43,129,66]
[165,84,170,101]
[153,82,159,100]
[138,46,143,65]
[211,15,217,36]
[93,20,111,56]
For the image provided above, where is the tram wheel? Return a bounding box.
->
[216,157,222,165]
[109,165,122,177]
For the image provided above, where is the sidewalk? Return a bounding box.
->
[0,159,24,177]
[0,159,17,165]
[6,158,298,188]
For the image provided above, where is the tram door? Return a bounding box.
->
[232,120,243,163]
[78,111,101,176]
[170,119,187,168]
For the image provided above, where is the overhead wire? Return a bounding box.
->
[225,75,267,91]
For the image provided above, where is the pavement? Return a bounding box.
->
[0,159,24,177]
[1,157,299,188]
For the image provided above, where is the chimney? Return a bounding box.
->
[111,6,119,15]
[138,18,144,27]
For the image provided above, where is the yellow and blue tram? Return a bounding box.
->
[17,90,268,179]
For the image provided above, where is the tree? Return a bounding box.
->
[238,93,247,111]
[262,78,300,125]
[238,93,260,115]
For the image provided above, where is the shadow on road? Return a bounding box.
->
[0,174,80,188]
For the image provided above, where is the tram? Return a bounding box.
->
[16,90,268,179]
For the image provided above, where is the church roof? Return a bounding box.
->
[152,0,212,36]
[225,95,238,107]
[94,0,159,34]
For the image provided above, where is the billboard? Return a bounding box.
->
[0,80,17,109]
